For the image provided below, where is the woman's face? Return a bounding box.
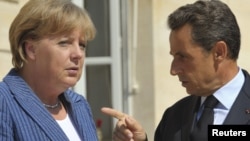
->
[30,30,86,89]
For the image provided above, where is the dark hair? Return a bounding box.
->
[168,0,240,60]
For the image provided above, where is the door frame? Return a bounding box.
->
[72,0,123,127]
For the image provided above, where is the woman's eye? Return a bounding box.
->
[79,43,86,50]
[58,41,69,46]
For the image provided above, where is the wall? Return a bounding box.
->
[0,0,27,80]
[130,0,156,140]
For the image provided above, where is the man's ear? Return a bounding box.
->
[213,41,227,61]
[23,40,36,60]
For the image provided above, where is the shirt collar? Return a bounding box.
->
[212,68,244,110]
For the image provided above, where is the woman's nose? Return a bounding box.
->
[71,44,84,60]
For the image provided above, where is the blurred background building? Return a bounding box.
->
[1,0,250,140]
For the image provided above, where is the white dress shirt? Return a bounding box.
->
[198,68,245,124]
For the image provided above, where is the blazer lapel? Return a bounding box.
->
[62,93,85,139]
[63,91,90,140]
[16,96,69,140]
[63,91,98,141]
[4,72,69,141]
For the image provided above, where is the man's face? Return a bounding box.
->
[169,24,217,96]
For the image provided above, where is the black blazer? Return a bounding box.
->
[154,69,250,141]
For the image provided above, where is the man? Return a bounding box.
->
[102,0,250,141]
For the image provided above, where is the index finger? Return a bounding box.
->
[101,107,125,120]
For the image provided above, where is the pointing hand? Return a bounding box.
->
[101,107,147,141]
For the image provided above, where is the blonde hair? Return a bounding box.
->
[9,0,96,70]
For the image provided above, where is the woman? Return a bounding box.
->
[0,0,98,140]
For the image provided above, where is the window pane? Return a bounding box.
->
[86,65,112,140]
[85,0,110,57]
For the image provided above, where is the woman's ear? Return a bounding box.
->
[213,41,227,61]
[23,40,36,60]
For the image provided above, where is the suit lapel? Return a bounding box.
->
[224,83,250,124]
[181,96,200,141]
[224,70,250,124]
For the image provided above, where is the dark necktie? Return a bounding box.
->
[190,95,219,141]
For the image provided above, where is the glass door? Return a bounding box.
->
[73,0,123,140]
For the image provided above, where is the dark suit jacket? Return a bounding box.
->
[154,69,250,141]
[0,69,98,141]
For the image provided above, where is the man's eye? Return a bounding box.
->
[179,54,185,58]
